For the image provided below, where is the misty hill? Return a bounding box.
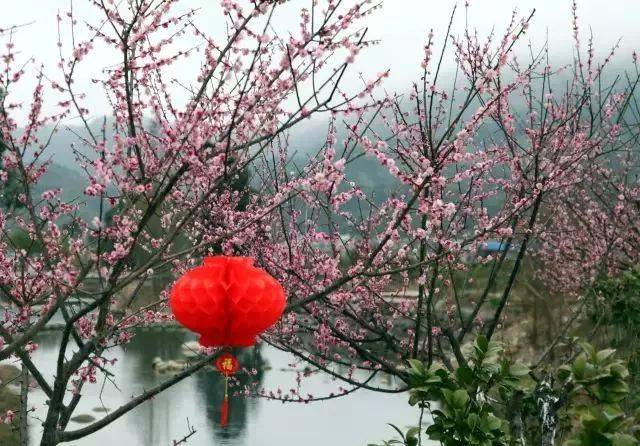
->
[34,163,103,221]
[22,62,637,224]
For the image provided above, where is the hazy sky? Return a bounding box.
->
[3,0,639,122]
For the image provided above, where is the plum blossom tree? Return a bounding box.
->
[0,0,384,444]
[0,1,638,445]
[248,1,640,435]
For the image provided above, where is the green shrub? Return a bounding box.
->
[370,340,639,446]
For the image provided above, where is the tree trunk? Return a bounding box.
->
[40,429,58,446]
[507,390,526,445]
[20,364,28,446]
[535,375,561,446]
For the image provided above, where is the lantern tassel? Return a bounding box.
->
[220,376,230,427]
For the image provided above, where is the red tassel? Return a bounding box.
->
[220,395,229,427]
[220,376,229,427]
[216,352,238,428]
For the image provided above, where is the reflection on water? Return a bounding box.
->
[28,328,425,445]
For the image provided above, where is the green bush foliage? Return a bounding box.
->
[370,340,639,446]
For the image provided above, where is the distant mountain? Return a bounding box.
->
[22,117,397,223]
[33,163,103,222]
[24,64,637,224]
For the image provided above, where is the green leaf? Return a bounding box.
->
[607,433,638,446]
[596,349,616,364]
[600,405,624,422]
[408,392,423,407]
[558,365,572,382]
[467,413,480,429]
[508,363,530,377]
[580,342,597,361]
[423,374,443,384]
[408,359,425,376]
[406,427,420,446]
[405,427,420,438]
[476,335,489,353]
[456,366,475,385]
[425,424,444,440]
[572,356,587,378]
[610,363,629,378]
[485,414,503,431]
[451,389,470,409]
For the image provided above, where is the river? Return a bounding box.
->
[26,327,425,446]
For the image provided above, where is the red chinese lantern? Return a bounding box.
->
[170,256,286,426]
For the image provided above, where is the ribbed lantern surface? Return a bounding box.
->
[169,256,286,347]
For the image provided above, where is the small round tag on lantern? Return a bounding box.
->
[215,352,240,377]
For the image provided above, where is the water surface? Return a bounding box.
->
[28,328,425,445]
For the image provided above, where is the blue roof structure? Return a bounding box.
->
[482,241,510,252]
